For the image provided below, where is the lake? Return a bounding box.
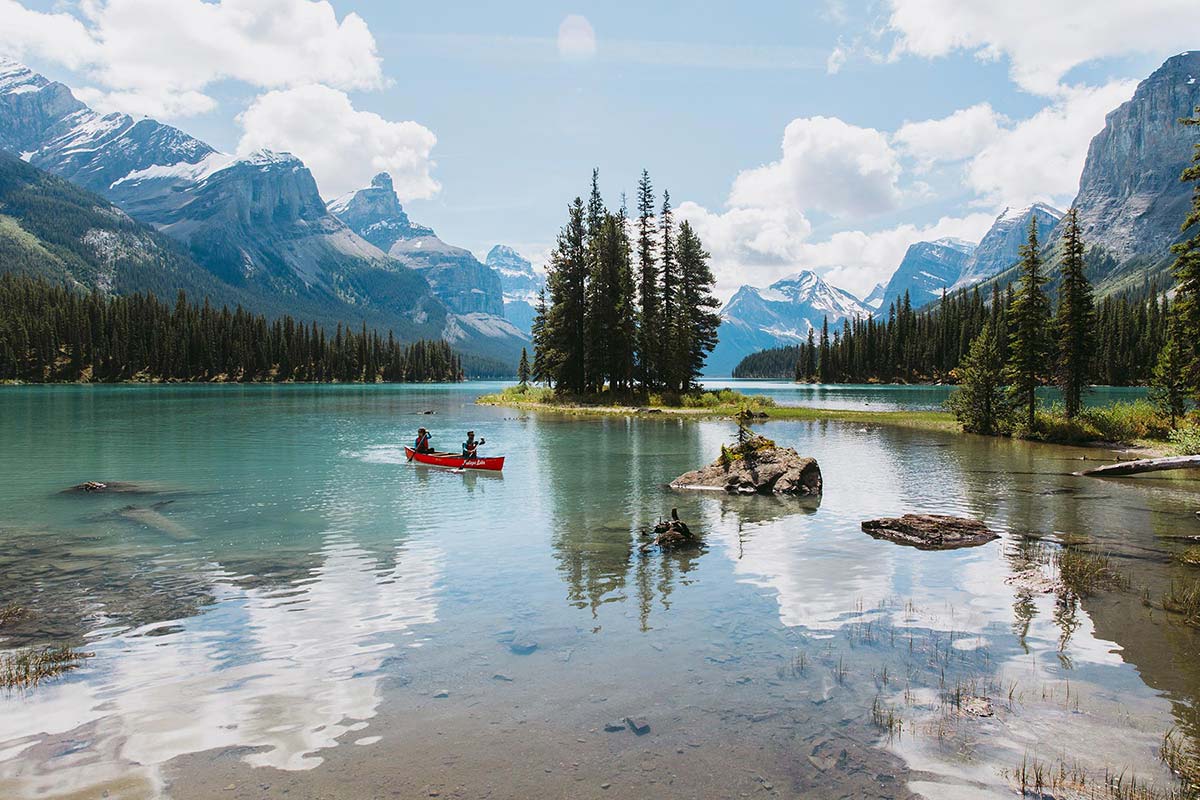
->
[0,382,1197,799]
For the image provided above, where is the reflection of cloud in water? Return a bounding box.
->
[0,537,442,798]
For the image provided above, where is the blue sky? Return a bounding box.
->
[1,0,1197,297]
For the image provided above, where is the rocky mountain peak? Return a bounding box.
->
[328,172,432,252]
[1068,51,1200,274]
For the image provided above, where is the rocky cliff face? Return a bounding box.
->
[953,203,1063,289]
[1069,51,1200,284]
[330,173,507,318]
[485,244,545,334]
[880,238,975,312]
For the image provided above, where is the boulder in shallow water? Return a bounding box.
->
[670,437,822,496]
[860,514,997,551]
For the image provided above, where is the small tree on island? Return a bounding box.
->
[948,326,1009,435]
[1005,217,1052,431]
[1053,207,1096,419]
[518,347,530,386]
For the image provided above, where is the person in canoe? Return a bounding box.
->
[462,431,486,460]
[413,427,434,454]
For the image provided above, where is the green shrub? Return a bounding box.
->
[1169,424,1200,455]
[1078,400,1170,442]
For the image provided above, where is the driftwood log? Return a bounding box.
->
[1076,455,1200,477]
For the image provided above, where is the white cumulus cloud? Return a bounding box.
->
[729,116,904,219]
[965,80,1137,207]
[885,0,1198,95]
[557,14,597,61]
[237,85,439,202]
[0,0,384,118]
[678,198,994,301]
[893,103,1007,167]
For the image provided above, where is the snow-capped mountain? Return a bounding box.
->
[706,271,871,376]
[952,203,1063,290]
[485,245,545,335]
[880,237,976,312]
[0,57,524,366]
[330,173,510,321]
[861,282,886,310]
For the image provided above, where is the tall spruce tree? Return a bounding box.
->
[672,220,721,388]
[544,198,588,393]
[518,347,530,386]
[635,169,660,390]
[530,288,549,383]
[583,169,611,393]
[659,190,678,389]
[803,328,817,381]
[818,318,831,383]
[1053,207,1095,418]
[1005,218,1052,430]
[1170,106,1200,399]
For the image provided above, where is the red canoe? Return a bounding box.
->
[404,446,505,472]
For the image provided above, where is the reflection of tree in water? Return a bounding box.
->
[543,417,708,622]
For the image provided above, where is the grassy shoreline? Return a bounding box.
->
[477,386,961,432]
[476,386,1176,455]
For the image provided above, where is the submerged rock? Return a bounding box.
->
[670,436,822,496]
[62,481,162,495]
[860,514,997,551]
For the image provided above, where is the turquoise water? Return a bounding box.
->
[0,383,1197,799]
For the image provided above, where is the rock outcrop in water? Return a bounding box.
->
[639,509,700,552]
[670,435,822,496]
[860,514,997,550]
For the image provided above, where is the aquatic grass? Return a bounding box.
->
[1055,548,1130,597]
[0,646,92,689]
[0,604,26,627]
[1161,728,1200,790]
[1162,578,1200,626]
[1010,753,1191,800]
[870,695,903,739]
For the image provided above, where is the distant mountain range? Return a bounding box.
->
[485,245,545,336]
[708,271,871,375]
[0,57,530,371]
[716,51,1199,376]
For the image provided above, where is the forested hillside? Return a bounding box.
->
[733,282,1168,386]
[0,274,463,383]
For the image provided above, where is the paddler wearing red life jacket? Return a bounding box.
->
[414,427,433,454]
[462,430,486,459]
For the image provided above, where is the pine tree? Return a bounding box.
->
[948,326,1008,435]
[544,198,589,394]
[803,328,817,381]
[659,190,678,389]
[1151,311,1189,425]
[1005,218,1052,431]
[530,288,550,383]
[1170,105,1200,399]
[518,347,530,386]
[635,169,659,390]
[818,317,831,383]
[672,220,721,388]
[1053,207,1095,418]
